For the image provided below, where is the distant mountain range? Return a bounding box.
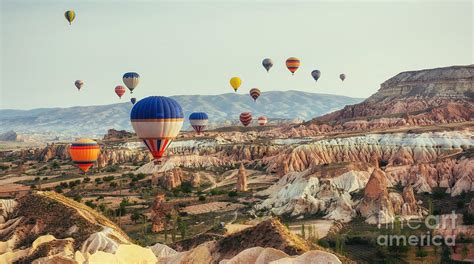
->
[0,90,363,137]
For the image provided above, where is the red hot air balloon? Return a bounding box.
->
[249,88,261,102]
[115,85,126,98]
[257,116,268,126]
[286,57,300,75]
[240,112,252,126]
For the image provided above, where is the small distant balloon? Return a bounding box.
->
[311,70,321,82]
[230,77,241,92]
[75,80,84,91]
[240,112,252,127]
[340,74,346,82]
[257,116,268,126]
[286,57,300,75]
[189,112,209,135]
[123,72,140,93]
[249,88,261,102]
[115,85,126,98]
[131,98,137,105]
[64,10,75,25]
[262,58,273,72]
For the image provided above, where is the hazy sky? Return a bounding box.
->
[1,0,472,109]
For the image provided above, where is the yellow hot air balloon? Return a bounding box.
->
[64,10,76,25]
[230,77,241,92]
[69,139,100,173]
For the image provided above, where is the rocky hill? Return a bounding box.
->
[0,192,348,263]
[0,91,362,137]
[301,65,473,133]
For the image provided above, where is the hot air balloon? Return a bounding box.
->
[286,57,300,75]
[249,88,261,101]
[123,72,140,93]
[262,58,273,72]
[69,139,100,173]
[115,85,126,98]
[64,10,75,25]
[189,112,209,135]
[75,80,84,91]
[257,116,268,126]
[240,112,252,127]
[340,74,346,82]
[230,77,241,92]
[131,98,137,105]
[311,70,321,82]
[131,96,184,162]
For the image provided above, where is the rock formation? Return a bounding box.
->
[357,169,427,224]
[312,65,473,129]
[236,163,248,191]
[159,168,183,190]
[151,193,175,233]
[102,129,134,141]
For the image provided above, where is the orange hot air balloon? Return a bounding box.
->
[69,139,100,173]
[286,57,300,75]
[115,85,126,98]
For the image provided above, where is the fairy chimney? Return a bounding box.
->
[236,163,248,191]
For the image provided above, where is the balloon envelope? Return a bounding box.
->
[131,98,137,105]
[240,112,252,126]
[262,58,273,72]
[230,77,241,92]
[340,74,346,81]
[189,112,209,134]
[130,96,184,161]
[115,85,126,98]
[286,57,300,75]
[75,80,84,90]
[249,88,261,101]
[123,72,140,93]
[257,116,268,126]
[64,10,75,25]
[311,70,321,81]
[69,139,100,173]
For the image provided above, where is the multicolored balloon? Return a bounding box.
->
[75,80,84,91]
[311,70,321,82]
[230,77,241,92]
[123,72,140,93]
[257,116,268,126]
[64,10,75,25]
[340,74,346,82]
[286,57,300,75]
[130,96,184,162]
[262,58,273,72]
[189,112,209,135]
[249,88,261,102]
[69,139,100,173]
[240,112,252,127]
[131,98,137,105]
[115,85,126,98]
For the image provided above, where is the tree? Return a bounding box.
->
[177,216,187,240]
[301,224,305,239]
[131,211,141,224]
[461,244,468,260]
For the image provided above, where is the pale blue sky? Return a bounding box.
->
[1,0,472,109]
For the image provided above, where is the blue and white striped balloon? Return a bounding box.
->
[123,72,140,93]
[189,112,209,134]
[130,96,183,161]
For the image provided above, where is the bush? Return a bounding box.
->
[228,191,238,197]
[103,176,115,182]
[457,201,465,208]
[463,212,474,225]
[95,178,103,184]
[83,177,91,183]
[109,181,118,188]
[51,161,60,169]
[73,195,82,202]
[198,195,206,201]
[416,248,428,258]
[85,200,96,208]
[180,182,193,193]
[34,177,41,181]
[54,185,63,193]
[432,188,447,199]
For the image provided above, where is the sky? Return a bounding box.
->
[1,0,472,110]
